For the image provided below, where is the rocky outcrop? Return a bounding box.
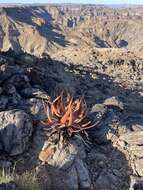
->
[0,110,33,156]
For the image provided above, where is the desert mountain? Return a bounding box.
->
[0,5,143,56]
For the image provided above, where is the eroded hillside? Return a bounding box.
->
[0,5,143,56]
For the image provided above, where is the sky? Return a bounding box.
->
[0,0,143,4]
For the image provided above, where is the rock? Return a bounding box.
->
[0,87,3,94]
[129,146,143,158]
[0,110,33,156]
[89,103,107,122]
[8,93,21,107]
[95,171,118,190]
[1,83,21,107]
[0,96,8,110]
[95,172,112,190]
[75,159,91,189]
[0,160,12,168]
[27,98,48,120]
[125,103,143,113]
[87,108,119,145]
[20,87,50,100]
[66,166,79,190]
[135,159,143,176]
[93,153,107,162]
[3,84,16,95]
[90,104,107,115]
[130,176,138,190]
[0,64,24,82]
[16,54,37,64]
[37,165,68,190]
[117,140,126,148]
[131,124,143,131]
[41,136,86,170]
[39,136,91,190]
[7,74,30,91]
[0,182,19,190]
[119,131,143,145]
[21,97,50,120]
[103,96,124,110]
[98,160,106,168]
[133,180,143,190]
[112,169,122,177]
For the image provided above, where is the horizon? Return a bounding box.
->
[0,0,143,5]
[1,3,143,5]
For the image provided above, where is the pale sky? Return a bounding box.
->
[0,0,143,4]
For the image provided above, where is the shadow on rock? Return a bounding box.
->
[1,50,143,189]
[6,7,70,48]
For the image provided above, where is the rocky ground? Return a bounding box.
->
[0,49,143,189]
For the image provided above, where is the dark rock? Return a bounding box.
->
[7,74,30,91]
[95,171,120,189]
[0,87,3,94]
[20,87,50,100]
[3,84,16,95]
[66,167,78,190]
[0,160,12,168]
[0,64,24,82]
[134,180,143,190]
[15,53,37,65]
[88,108,120,145]
[125,102,143,113]
[75,159,91,189]
[0,182,18,190]
[95,172,113,190]
[37,165,68,190]
[0,96,8,110]
[0,110,33,156]
[22,98,48,120]
[7,93,21,107]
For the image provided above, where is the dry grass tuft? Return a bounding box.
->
[0,169,42,190]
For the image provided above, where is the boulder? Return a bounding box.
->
[39,136,91,190]
[0,110,33,156]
